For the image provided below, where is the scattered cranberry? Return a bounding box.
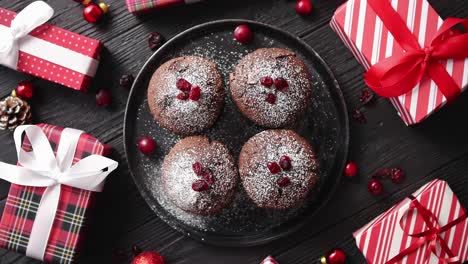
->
[192,162,204,176]
[390,168,405,183]
[132,251,165,264]
[359,89,375,105]
[137,137,156,155]
[148,32,164,50]
[352,109,367,124]
[260,77,274,88]
[192,179,209,192]
[15,81,34,100]
[368,179,383,195]
[279,155,292,171]
[267,162,282,174]
[296,0,313,16]
[234,24,253,44]
[327,249,346,264]
[277,177,291,187]
[176,78,191,92]
[274,78,289,91]
[372,167,391,179]
[189,85,201,101]
[95,89,112,107]
[344,161,358,177]
[176,92,189,100]
[131,245,142,256]
[119,74,134,90]
[265,93,277,104]
[202,170,215,185]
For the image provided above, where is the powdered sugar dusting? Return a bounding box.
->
[239,130,319,210]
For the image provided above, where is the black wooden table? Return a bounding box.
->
[0,0,467,263]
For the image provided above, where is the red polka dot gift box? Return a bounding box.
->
[330,0,468,125]
[0,2,102,92]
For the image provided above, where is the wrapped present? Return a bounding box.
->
[260,256,279,264]
[330,0,468,125]
[353,179,468,264]
[0,124,118,263]
[0,1,102,91]
[126,0,203,13]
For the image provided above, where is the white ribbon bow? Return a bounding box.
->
[0,1,53,69]
[0,125,118,260]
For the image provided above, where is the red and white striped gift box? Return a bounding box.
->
[330,0,468,125]
[0,7,102,92]
[260,256,279,264]
[353,179,468,264]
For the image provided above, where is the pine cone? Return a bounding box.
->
[0,96,32,130]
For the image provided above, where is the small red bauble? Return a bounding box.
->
[344,161,358,177]
[83,4,103,23]
[137,137,156,155]
[327,249,346,264]
[132,251,165,264]
[296,0,313,16]
[95,89,112,107]
[368,179,383,195]
[234,24,253,44]
[15,81,34,100]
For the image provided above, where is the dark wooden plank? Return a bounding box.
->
[0,0,467,263]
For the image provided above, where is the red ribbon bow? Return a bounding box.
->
[364,0,468,103]
[386,195,467,264]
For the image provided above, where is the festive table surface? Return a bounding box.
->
[0,0,467,263]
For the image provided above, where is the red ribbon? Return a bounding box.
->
[386,195,467,264]
[364,0,468,102]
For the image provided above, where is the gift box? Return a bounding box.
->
[353,179,468,264]
[260,256,279,264]
[0,2,102,91]
[330,0,468,125]
[126,0,203,13]
[0,124,117,263]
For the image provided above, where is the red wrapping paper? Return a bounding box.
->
[353,179,468,264]
[0,7,102,91]
[0,124,111,263]
[126,0,203,13]
[330,0,468,125]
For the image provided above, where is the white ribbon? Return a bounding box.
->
[0,1,99,76]
[0,1,53,69]
[0,125,118,260]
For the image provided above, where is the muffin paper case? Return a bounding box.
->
[0,124,118,263]
[126,0,203,13]
[353,179,468,264]
[330,0,468,125]
[0,1,102,91]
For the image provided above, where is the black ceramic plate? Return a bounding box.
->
[124,19,349,247]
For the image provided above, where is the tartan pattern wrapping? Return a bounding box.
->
[0,124,108,263]
[126,0,201,13]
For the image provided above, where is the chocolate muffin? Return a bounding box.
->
[148,56,225,135]
[161,136,238,215]
[229,48,312,128]
[239,129,319,210]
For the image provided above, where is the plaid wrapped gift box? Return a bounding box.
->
[126,0,203,13]
[0,124,111,263]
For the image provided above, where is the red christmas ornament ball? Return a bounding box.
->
[95,89,112,107]
[327,248,346,264]
[296,0,313,16]
[83,4,103,23]
[234,24,253,44]
[15,81,34,100]
[368,179,383,195]
[344,161,358,177]
[138,137,156,155]
[132,251,165,264]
